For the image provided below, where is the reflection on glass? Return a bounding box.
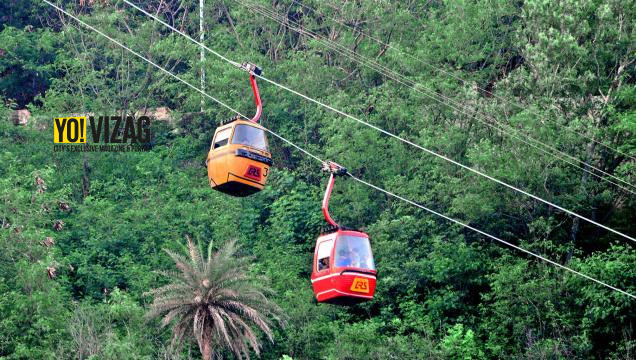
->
[316,239,333,271]
[213,128,231,148]
[232,125,268,151]
[334,235,375,270]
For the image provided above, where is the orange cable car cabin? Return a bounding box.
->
[311,162,377,305]
[206,64,272,197]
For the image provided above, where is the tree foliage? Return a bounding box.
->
[146,238,284,359]
[0,0,634,358]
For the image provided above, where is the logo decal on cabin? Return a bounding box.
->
[53,115,151,152]
[350,278,370,293]
[244,165,262,181]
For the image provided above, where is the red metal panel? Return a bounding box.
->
[311,228,377,304]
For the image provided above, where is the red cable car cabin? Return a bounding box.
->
[311,228,377,305]
[311,162,377,305]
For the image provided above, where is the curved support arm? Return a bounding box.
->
[249,73,262,123]
[322,173,338,227]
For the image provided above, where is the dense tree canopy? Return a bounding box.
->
[0,0,634,358]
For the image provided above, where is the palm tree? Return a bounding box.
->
[145,238,284,359]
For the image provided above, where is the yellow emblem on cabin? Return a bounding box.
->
[350,278,370,293]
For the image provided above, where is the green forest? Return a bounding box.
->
[1,0,635,358]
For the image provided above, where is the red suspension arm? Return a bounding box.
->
[322,173,338,227]
[249,73,262,123]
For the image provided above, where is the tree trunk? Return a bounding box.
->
[201,341,211,360]
[82,157,91,199]
[568,140,596,262]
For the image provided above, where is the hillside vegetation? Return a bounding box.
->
[0,0,635,358]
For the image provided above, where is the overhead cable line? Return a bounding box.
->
[121,0,636,244]
[238,0,636,195]
[42,0,635,300]
[295,0,636,163]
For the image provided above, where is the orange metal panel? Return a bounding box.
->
[206,120,271,196]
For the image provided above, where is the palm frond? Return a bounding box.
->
[146,239,284,360]
[162,249,198,284]
[186,235,205,273]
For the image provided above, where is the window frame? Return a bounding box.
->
[315,239,334,273]
[212,127,232,149]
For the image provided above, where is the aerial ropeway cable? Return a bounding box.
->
[42,0,635,300]
[237,0,636,195]
[292,0,636,164]
[122,0,636,245]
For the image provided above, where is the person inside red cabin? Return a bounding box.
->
[336,249,352,267]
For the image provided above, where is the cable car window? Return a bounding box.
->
[232,125,268,151]
[213,128,232,149]
[316,240,333,271]
[335,235,375,270]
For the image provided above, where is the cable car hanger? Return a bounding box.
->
[240,62,262,123]
[321,161,348,228]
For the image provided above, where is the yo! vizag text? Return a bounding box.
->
[54,115,151,144]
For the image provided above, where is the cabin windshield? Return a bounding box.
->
[232,125,268,151]
[334,235,375,270]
